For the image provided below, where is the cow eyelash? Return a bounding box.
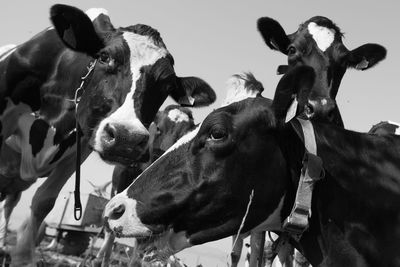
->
[207,127,228,141]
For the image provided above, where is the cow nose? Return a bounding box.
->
[103,123,117,144]
[109,203,126,220]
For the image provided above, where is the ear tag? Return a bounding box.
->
[355,58,369,70]
[285,98,298,123]
[178,95,195,106]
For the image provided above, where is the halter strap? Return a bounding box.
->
[283,118,325,240]
[73,59,97,221]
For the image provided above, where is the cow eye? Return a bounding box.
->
[209,127,227,141]
[99,51,111,63]
[287,46,297,56]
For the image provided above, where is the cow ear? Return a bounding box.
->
[346,44,386,70]
[50,4,105,56]
[257,17,290,55]
[272,66,315,123]
[171,77,216,107]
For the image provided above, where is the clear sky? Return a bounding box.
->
[2,0,399,265]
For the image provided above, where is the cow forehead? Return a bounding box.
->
[307,22,336,52]
[167,109,190,123]
[122,31,168,71]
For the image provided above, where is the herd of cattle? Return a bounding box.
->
[0,3,398,267]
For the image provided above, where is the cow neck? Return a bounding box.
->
[275,119,325,241]
[73,58,97,221]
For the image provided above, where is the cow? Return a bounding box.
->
[111,105,197,197]
[257,16,387,267]
[96,105,196,266]
[103,66,400,267]
[257,16,386,126]
[0,4,215,265]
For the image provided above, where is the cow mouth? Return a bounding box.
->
[97,149,149,166]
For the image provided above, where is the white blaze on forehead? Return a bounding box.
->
[221,74,260,107]
[0,44,16,62]
[85,8,109,21]
[93,31,169,152]
[307,22,335,52]
[167,109,190,123]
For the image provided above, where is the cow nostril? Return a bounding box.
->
[109,204,125,220]
[104,123,117,143]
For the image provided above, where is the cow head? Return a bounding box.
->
[50,4,215,165]
[149,105,196,161]
[257,16,386,126]
[103,68,311,262]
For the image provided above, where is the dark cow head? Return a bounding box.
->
[257,16,386,126]
[50,5,215,165]
[103,68,311,262]
[112,105,196,195]
[148,105,195,161]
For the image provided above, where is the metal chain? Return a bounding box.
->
[74,59,97,221]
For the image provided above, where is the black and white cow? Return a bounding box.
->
[0,4,215,265]
[104,67,400,267]
[96,105,196,266]
[258,16,386,126]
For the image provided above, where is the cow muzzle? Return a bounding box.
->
[104,194,152,238]
[94,121,150,165]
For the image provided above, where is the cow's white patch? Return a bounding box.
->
[0,98,32,138]
[93,32,168,153]
[167,109,190,123]
[221,74,260,107]
[0,44,16,62]
[85,8,109,21]
[252,194,285,232]
[285,98,298,123]
[307,22,335,52]
[6,114,62,180]
[0,201,6,247]
[104,196,151,236]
